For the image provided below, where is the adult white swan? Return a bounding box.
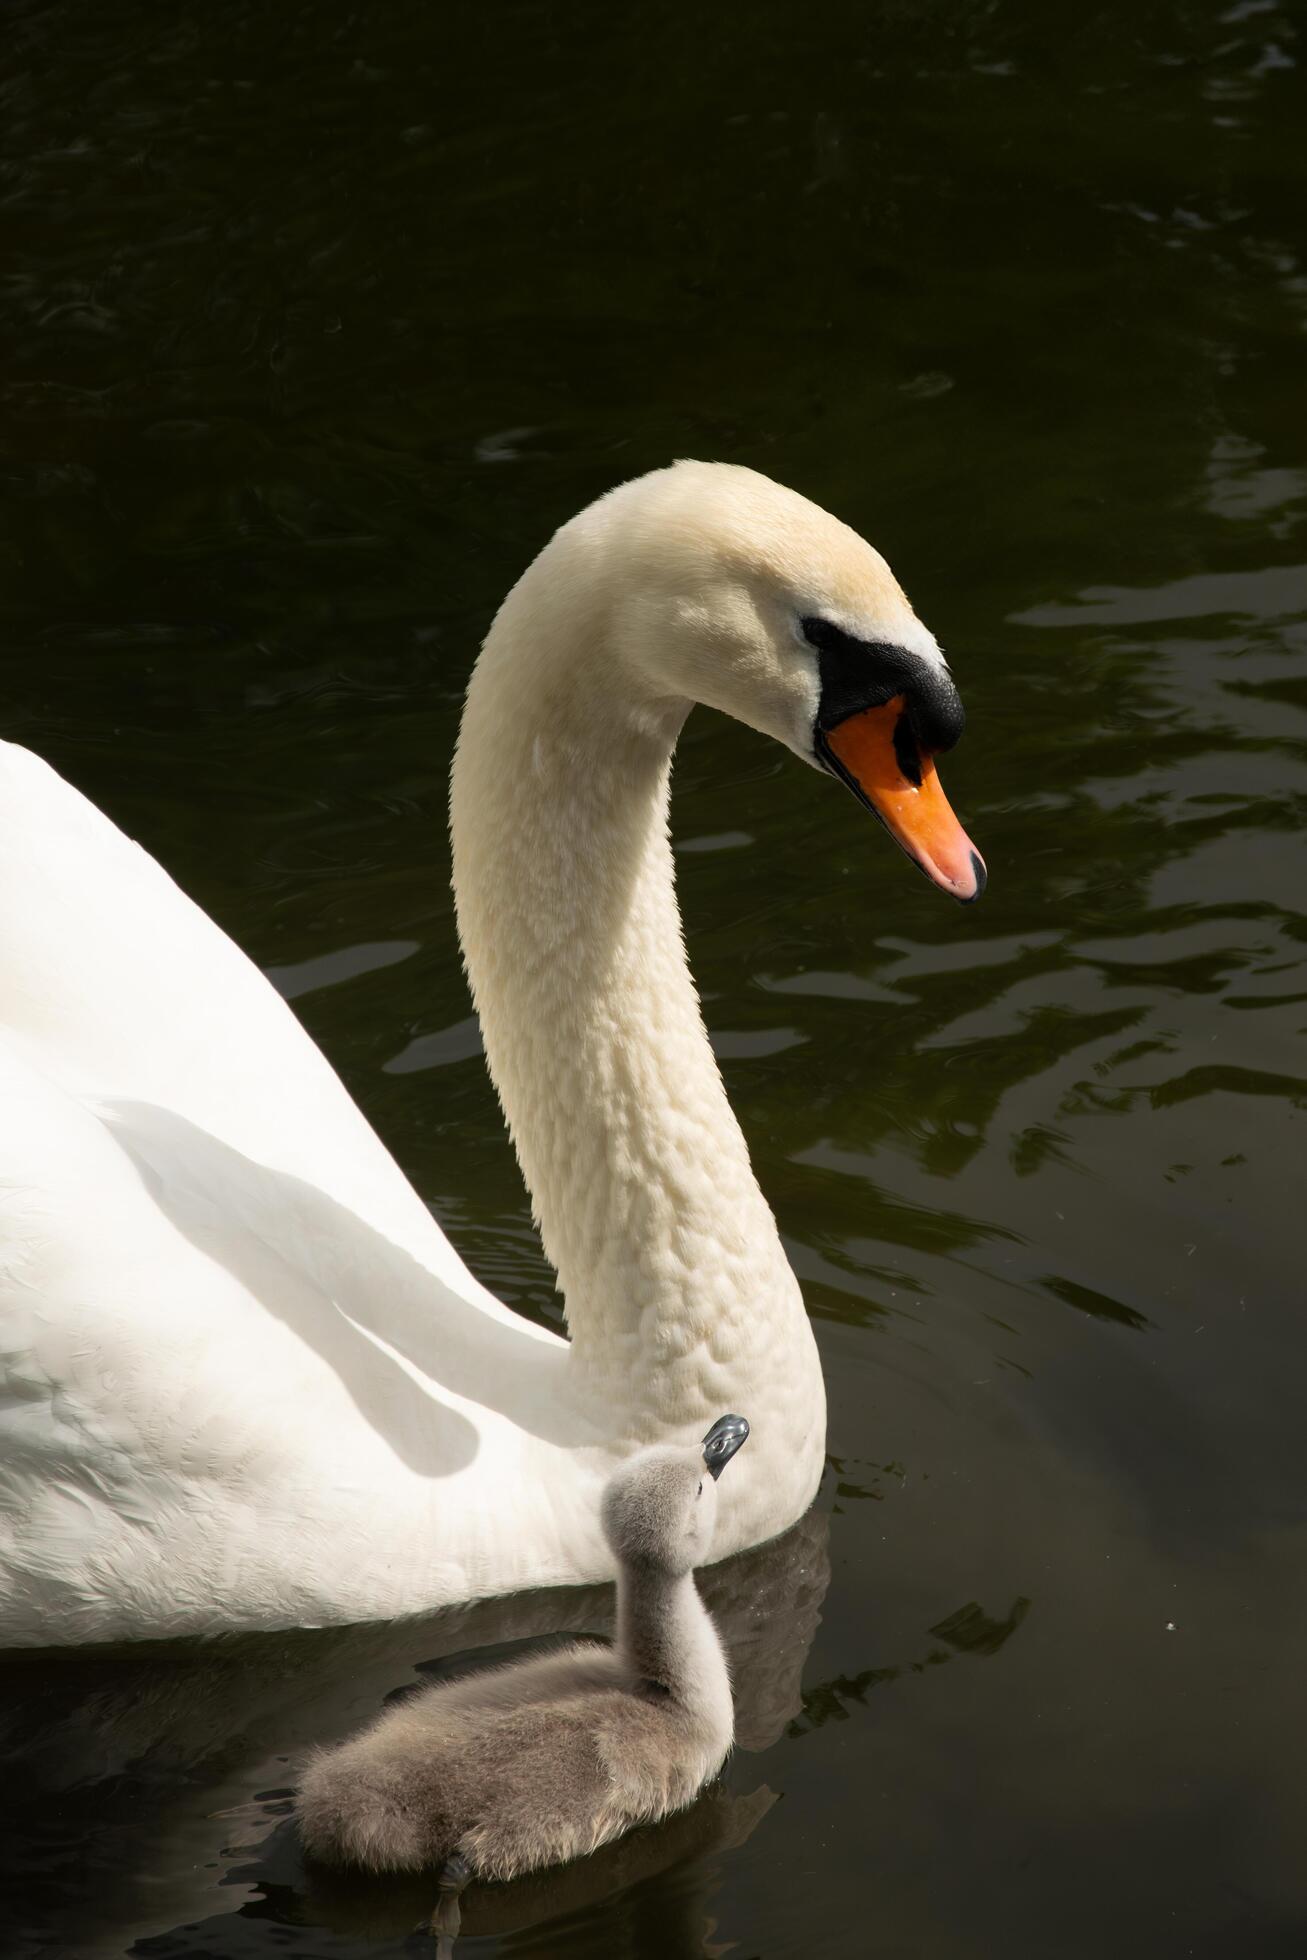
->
[0,462,982,1646]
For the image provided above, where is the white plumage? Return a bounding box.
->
[0,460,963,1645]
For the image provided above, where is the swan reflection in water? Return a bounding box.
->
[1,1505,831,1957]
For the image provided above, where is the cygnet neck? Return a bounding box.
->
[616,1559,730,1722]
[450,508,824,1469]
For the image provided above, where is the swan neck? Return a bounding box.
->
[450,532,823,1453]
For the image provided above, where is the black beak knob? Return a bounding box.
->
[702,1413,750,1480]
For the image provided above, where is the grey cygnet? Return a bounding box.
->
[296,1414,750,1920]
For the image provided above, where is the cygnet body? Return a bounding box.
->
[295,1415,750,1893]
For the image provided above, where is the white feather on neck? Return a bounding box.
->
[452,493,825,1493]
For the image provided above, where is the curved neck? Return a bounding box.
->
[616,1564,730,1722]
[450,538,819,1442]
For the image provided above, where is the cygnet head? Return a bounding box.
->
[575,460,984,902]
[602,1415,751,1579]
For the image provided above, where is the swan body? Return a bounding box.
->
[0,461,980,1647]
[295,1415,748,1883]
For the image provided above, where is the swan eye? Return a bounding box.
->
[800,615,850,654]
[696,1480,703,1498]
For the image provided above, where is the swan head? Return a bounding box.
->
[594,460,985,902]
[601,1413,750,1578]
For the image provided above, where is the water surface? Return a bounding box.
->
[4,1,1307,1954]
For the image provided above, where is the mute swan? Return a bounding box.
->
[0,461,982,1647]
[295,1413,749,1918]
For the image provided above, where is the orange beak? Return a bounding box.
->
[822,695,986,902]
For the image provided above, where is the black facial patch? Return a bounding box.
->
[802,616,966,756]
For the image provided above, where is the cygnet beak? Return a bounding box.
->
[702,1413,750,1480]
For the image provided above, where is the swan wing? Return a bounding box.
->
[0,739,484,1287]
[0,742,570,1643]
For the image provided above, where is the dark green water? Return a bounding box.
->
[4,0,1307,1953]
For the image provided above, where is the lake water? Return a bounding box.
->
[4,1,1306,1954]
